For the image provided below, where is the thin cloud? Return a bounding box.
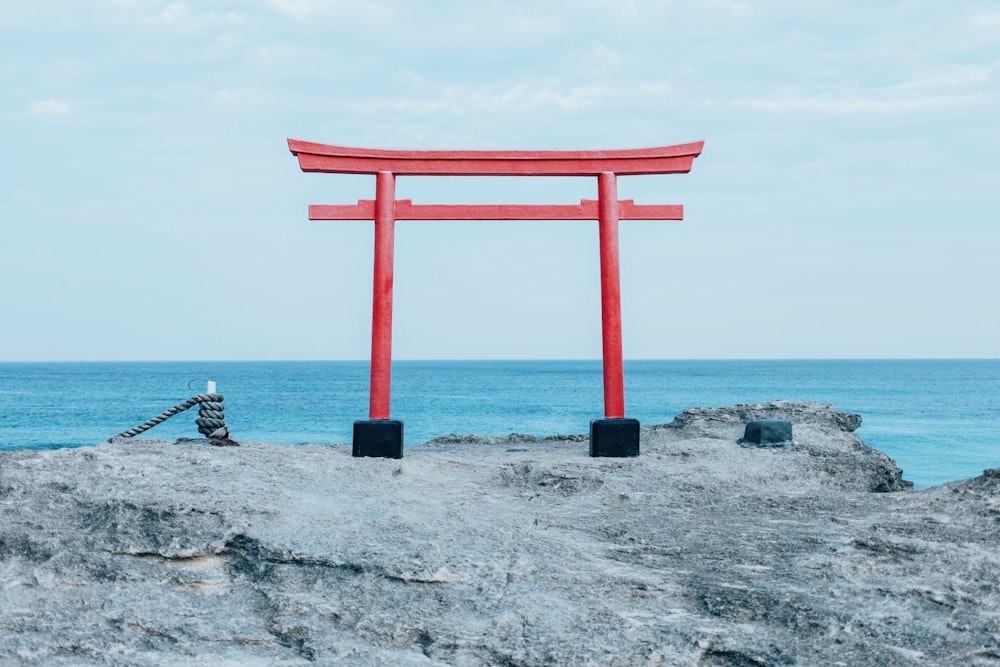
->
[150,2,186,24]
[267,0,383,21]
[742,93,994,114]
[971,11,1000,29]
[29,99,72,116]
[740,67,998,116]
[893,62,998,91]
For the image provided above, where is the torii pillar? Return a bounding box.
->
[288,139,704,458]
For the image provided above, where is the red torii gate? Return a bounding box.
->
[288,138,704,458]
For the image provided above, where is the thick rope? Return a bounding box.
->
[110,393,236,445]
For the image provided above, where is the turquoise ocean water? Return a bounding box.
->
[0,360,997,489]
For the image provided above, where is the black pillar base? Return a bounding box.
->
[353,420,403,458]
[589,418,640,457]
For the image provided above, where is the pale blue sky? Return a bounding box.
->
[2,1,997,360]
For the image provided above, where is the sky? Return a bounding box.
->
[1,0,998,361]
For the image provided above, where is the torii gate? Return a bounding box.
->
[288,139,704,459]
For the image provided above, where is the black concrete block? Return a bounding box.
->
[353,420,403,458]
[741,420,793,448]
[589,418,640,457]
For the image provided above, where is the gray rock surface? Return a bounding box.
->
[1,401,997,666]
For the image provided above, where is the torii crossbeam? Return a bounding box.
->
[288,139,704,458]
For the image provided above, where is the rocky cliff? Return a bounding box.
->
[1,401,997,665]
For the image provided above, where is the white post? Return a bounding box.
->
[207,380,217,394]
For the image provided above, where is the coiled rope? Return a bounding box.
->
[110,393,237,446]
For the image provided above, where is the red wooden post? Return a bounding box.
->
[370,171,395,420]
[597,172,625,419]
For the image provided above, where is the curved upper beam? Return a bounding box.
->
[287,139,704,177]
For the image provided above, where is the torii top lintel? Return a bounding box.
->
[287,139,705,177]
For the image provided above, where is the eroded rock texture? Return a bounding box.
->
[1,402,997,665]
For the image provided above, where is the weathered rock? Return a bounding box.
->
[0,402,996,665]
[667,399,863,434]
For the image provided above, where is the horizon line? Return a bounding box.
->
[1,357,998,363]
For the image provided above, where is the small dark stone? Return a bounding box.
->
[741,420,793,448]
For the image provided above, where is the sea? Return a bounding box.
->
[0,360,997,490]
